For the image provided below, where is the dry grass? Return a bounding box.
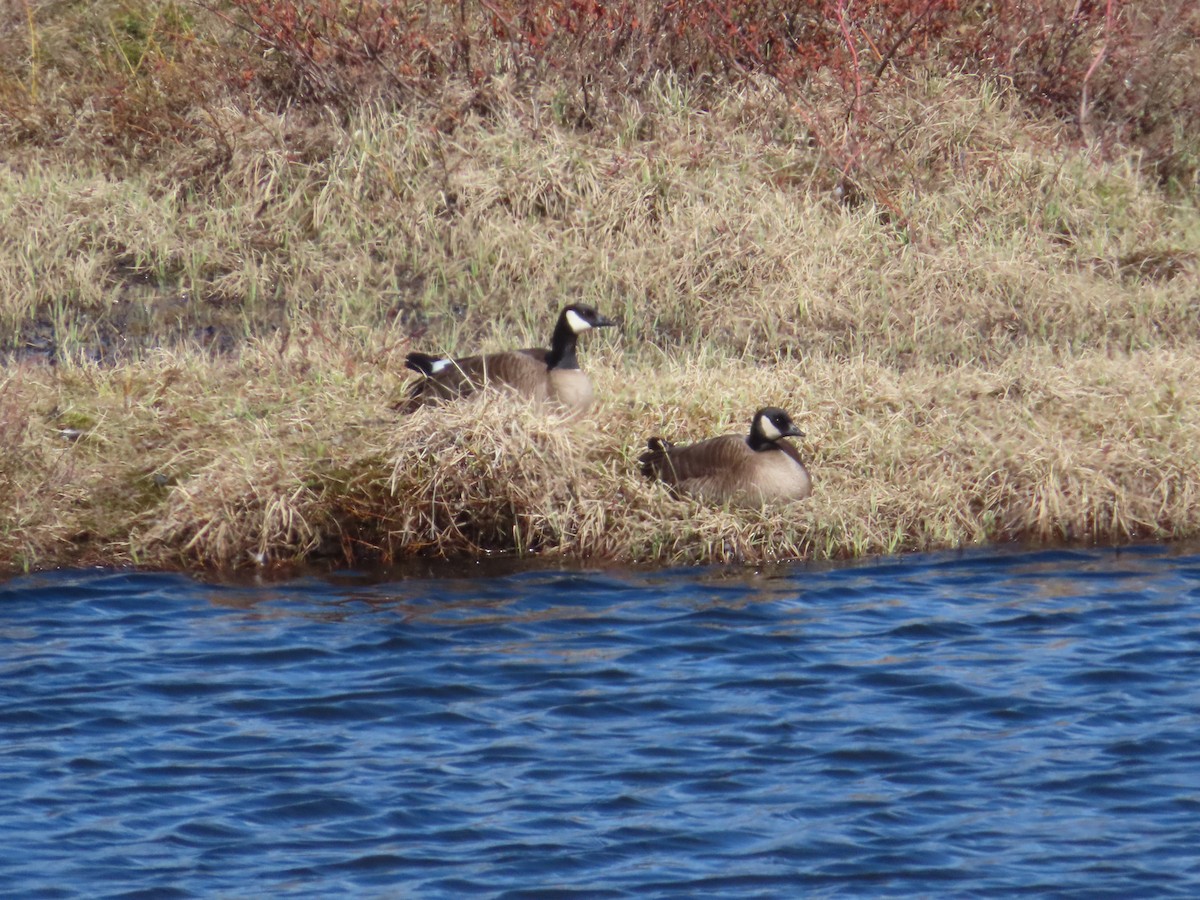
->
[1,71,1199,573]
[3,329,1199,572]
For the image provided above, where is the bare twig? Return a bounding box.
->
[1079,0,1116,140]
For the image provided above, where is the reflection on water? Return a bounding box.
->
[2,545,1199,897]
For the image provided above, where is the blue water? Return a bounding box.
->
[1,546,1199,898]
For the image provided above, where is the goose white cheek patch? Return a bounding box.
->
[430,359,452,374]
[757,417,783,441]
[565,309,591,333]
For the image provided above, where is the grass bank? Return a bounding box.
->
[2,7,1199,571]
[4,332,1200,572]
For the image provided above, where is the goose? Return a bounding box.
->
[400,304,616,416]
[639,407,812,506]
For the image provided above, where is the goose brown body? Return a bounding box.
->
[401,305,613,416]
[639,407,812,507]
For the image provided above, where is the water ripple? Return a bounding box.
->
[1,547,1199,897]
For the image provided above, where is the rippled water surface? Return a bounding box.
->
[2,546,1199,897]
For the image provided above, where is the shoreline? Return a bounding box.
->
[4,343,1198,576]
[4,524,1195,582]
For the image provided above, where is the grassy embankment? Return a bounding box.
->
[1,1,1198,572]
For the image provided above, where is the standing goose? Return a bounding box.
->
[400,304,616,416]
[639,407,812,507]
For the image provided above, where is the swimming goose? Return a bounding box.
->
[639,407,812,506]
[400,304,616,416]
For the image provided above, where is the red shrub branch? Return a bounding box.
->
[218,0,1199,187]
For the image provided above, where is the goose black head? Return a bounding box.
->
[749,407,804,450]
[547,304,616,370]
[561,304,617,334]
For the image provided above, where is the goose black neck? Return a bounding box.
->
[545,315,581,370]
[747,429,778,452]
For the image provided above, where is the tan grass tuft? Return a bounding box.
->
[137,442,331,568]
[371,395,600,559]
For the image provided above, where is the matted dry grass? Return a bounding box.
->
[3,331,1198,572]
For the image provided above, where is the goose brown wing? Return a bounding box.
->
[406,348,550,406]
[647,435,753,485]
[776,439,806,467]
[450,350,548,391]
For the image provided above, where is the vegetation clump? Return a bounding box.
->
[0,1,1198,572]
